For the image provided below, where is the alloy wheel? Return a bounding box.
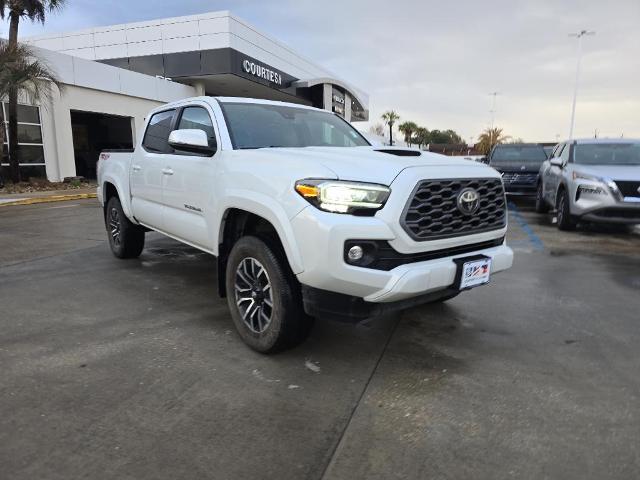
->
[109,207,122,247]
[234,257,273,333]
[558,194,565,223]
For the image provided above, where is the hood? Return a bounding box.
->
[490,160,544,173]
[570,164,640,181]
[236,146,487,184]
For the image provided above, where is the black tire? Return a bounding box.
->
[556,189,577,231]
[106,196,145,258]
[535,182,550,213]
[225,236,313,353]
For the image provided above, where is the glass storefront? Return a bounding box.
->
[1,103,46,179]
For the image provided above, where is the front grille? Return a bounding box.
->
[501,172,538,185]
[402,178,506,240]
[614,180,640,198]
[344,237,505,271]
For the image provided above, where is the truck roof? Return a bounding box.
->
[159,96,321,112]
[570,138,640,145]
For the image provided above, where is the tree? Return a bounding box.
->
[1,0,65,183]
[413,127,430,149]
[477,127,509,155]
[369,123,385,137]
[443,129,463,144]
[398,121,418,147]
[381,110,400,146]
[0,40,61,183]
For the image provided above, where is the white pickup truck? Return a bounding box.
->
[97,97,513,353]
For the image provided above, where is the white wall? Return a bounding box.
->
[24,11,368,105]
[34,47,196,103]
[41,85,175,180]
[29,48,197,181]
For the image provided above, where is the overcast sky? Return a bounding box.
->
[6,0,640,142]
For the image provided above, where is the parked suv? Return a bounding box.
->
[97,97,513,353]
[488,143,548,195]
[535,139,640,229]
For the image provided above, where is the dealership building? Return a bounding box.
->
[1,10,369,181]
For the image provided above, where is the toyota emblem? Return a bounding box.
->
[457,188,480,215]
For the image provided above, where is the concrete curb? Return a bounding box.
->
[0,193,97,207]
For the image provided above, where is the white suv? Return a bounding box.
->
[536,139,640,229]
[97,97,513,352]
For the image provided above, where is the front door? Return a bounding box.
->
[130,109,176,229]
[161,106,218,250]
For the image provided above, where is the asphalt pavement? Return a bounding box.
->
[1,199,639,480]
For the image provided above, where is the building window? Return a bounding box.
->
[1,103,46,179]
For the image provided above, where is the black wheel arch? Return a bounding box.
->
[217,209,291,298]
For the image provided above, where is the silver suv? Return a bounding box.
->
[535,139,640,230]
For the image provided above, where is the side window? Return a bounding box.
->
[142,109,176,153]
[560,143,571,163]
[177,107,216,147]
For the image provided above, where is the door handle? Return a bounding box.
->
[162,168,174,176]
[132,164,141,172]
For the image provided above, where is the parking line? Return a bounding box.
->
[508,202,544,251]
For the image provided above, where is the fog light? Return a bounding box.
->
[347,245,364,262]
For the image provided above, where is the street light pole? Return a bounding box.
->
[488,92,500,152]
[568,30,595,140]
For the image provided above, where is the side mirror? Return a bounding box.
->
[549,157,564,168]
[168,129,216,156]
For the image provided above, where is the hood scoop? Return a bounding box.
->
[375,148,422,157]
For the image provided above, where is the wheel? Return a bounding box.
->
[535,182,550,213]
[556,189,577,231]
[225,236,313,353]
[106,196,145,258]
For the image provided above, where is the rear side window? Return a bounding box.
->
[142,109,175,153]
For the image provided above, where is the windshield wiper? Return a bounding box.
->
[236,145,288,150]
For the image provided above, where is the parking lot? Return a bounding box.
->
[1,199,639,480]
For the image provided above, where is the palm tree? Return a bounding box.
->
[381,110,400,146]
[398,121,418,147]
[477,127,509,155]
[0,40,62,182]
[1,0,66,183]
[413,127,430,150]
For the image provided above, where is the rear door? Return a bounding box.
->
[548,143,570,206]
[130,109,176,229]
[161,105,219,250]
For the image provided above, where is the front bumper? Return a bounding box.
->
[290,205,513,304]
[570,180,640,224]
[581,206,640,224]
[504,184,537,195]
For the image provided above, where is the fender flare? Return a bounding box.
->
[102,176,134,221]
[216,189,306,274]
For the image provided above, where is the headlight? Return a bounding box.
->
[295,180,391,214]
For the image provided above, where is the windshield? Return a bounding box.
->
[573,143,640,165]
[220,102,370,150]
[490,145,548,164]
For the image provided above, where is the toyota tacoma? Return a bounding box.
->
[97,97,514,353]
